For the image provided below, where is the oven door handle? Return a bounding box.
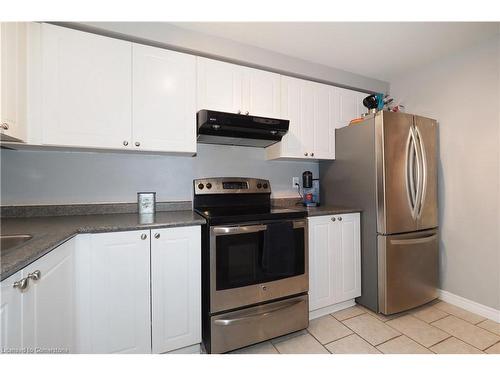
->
[213,221,305,235]
[213,299,304,326]
[213,224,267,235]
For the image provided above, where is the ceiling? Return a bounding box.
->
[171,22,499,81]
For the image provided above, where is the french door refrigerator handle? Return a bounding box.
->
[406,127,418,219]
[412,126,423,220]
[415,125,427,219]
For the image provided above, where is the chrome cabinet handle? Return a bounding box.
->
[154,233,160,239]
[331,217,336,222]
[135,141,141,147]
[123,140,129,146]
[244,111,249,115]
[141,233,147,240]
[27,270,41,281]
[337,217,342,221]
[304,152,308,156]
[311,152,314,157]
[1,122,9,130]
[13,277,28,290]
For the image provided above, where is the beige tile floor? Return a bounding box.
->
[231,300,500,354]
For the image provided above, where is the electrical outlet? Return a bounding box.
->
[292,177,300,189]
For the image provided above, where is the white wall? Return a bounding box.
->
[0,144,317,205]
[390,36,500,310]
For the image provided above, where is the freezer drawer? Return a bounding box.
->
[378,229,438,315]
[210,294,308,353]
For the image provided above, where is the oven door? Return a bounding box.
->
[210,219,308,313]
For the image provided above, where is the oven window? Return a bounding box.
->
[215,227,305,290]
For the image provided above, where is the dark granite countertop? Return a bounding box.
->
[0,210,205,281]
[303,205,362,217]
[272,198,361,217]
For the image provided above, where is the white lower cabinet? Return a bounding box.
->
[23,239,75,353]
[308,213,361,317]
[1,226,202,354]
[0,271,23,351]
[75,226,201,354]
[151,226,201,353]
[75,230,151,354]
[0,239,75,353]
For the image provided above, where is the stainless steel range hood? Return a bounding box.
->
[197,110,289,148]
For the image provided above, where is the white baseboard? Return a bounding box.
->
[438,289,500,323]
[309,299,356,320]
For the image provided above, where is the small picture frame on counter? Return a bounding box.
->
[137,192,156,215]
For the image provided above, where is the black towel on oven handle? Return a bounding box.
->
[262,221,296,276]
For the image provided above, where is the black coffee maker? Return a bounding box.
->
[302,171,320,207]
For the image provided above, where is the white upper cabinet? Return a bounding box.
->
[151,226,201,353]
[336,88,366,129]
[312,82,336,159]
[132,44,196,153]
[243,66,281,118]
[40,23,133,149]
[197,57,280,118]
[75,231,151,354]
[266,76,336,160]
[268,75,305,158]
[0,22,27,142]
[197,57,244,113]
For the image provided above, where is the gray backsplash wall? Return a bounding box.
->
[1,144,317,205]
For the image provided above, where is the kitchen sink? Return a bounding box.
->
[1,234,33,252]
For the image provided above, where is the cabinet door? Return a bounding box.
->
[243,67,280,118]
[151,226,201,353]
[40,24,132,149]
[23,239,75,353]
[308,216,337,311]
[313,82,336,160]
[132,44,196,153]
[197,57,243,113]
[333,213,361,302]
[336,88,361,129]
[0,271,23,351]
[0,22,27,141]
[75,231,151,354]
[270,76,303,158]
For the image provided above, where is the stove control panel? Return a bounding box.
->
[193,177,271,195]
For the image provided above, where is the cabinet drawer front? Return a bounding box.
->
[210,295,308,354]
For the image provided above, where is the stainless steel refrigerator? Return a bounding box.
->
[320,111,438,315]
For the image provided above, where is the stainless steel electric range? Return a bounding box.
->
[193,177,309,354]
